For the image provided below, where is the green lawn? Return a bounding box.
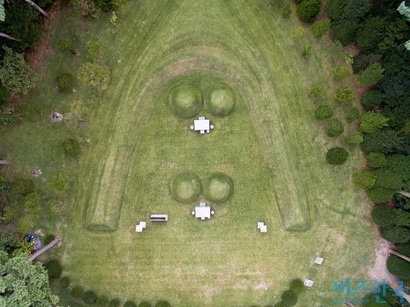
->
[0,0,377,306]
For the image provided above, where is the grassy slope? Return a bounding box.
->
[0,0,376,306]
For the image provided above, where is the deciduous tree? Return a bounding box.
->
[360,112,389,133]
[357,63,385,87]
[0,251,59,305]
[0,46,38,95]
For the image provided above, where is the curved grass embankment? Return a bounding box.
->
[0,0,377,305]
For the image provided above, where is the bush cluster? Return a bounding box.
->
[0,176,9,196]
[334,86,355,104]
[296,0,322,23]
[325,118,344,137]
[46,260,63,279]
[56,73,75,93]
[11,179,35,196]
[314,104,333,120]
[311,19,331,38]
[62,138,81,158]
[326,147,349,165]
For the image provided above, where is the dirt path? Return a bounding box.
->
[368,237,410,303]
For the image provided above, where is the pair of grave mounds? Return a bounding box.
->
[171,172,234,204]
[169,84,235,118]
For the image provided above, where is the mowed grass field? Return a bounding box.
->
[0,0,378,305]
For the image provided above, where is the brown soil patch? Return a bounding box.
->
[26,1,61,74]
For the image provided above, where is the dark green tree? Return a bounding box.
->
[0,46,38,95]
[387,255,410,279]
[296,0,322,23]
[324,0,346,20]
[367,186,395,203]
[381,226,410,243]
[371,205,396,228]
[331,19,359,45]
[361,90,384,111]
[368,152,388,168]
[83,291,98,305]
[340,0,370,21]
[0,175,9,196]
[362,129,404,154]
[388,154,410,181]
[356,17,389,52]
[281,290,298,306]
[374,168,403,190]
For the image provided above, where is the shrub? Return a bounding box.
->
[394,209,410,227]
[62,138,81,158]
[314,104,333,120]
[368,152,387,168]
[0,176,9,196]
[326,147,349,165]
[138,302,151,307]
[371,205,396,228]
[155,301,171,307]
[296,0,321,23]
[353,171,376,190]
[46,260,63,279]
[43,234,56,245]
[109,298,121,307]
[289,279,305,294]
[325,118,344,137]
[60,276,70,288]
[352,53,370,74]
[361,90,384,111]
[124,301,137,307]
[281,290,298,306]
[311,19,331,38]
[381,227,410,243]
[83,291,98,305]
[301,45,313,58]
[49,170,70,193]
[331,64,350,81]
[357,63,385,87]
[344,131,363,145]
[280,2,292,19]
[77,62,110,91]
[367,187,394,203]
[56,73,75,93]
[71,286,84,298]
[334,86,355,104]
[57,39,70,51]
[97,295,109,306]
[309,84,325,100]
[11,178,35,196]
[345,107,360,123]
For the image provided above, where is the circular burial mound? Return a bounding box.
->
[204,172,234,203]
[171,172,202,203]
[169,85,202,118]
[204,84,235,117]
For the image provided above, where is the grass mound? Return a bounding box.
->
[169,85,202,118]
[204,84,235,117]
[204,172,234,203]
[171,172,202,203]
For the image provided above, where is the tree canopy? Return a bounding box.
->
[0,251,59,306]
